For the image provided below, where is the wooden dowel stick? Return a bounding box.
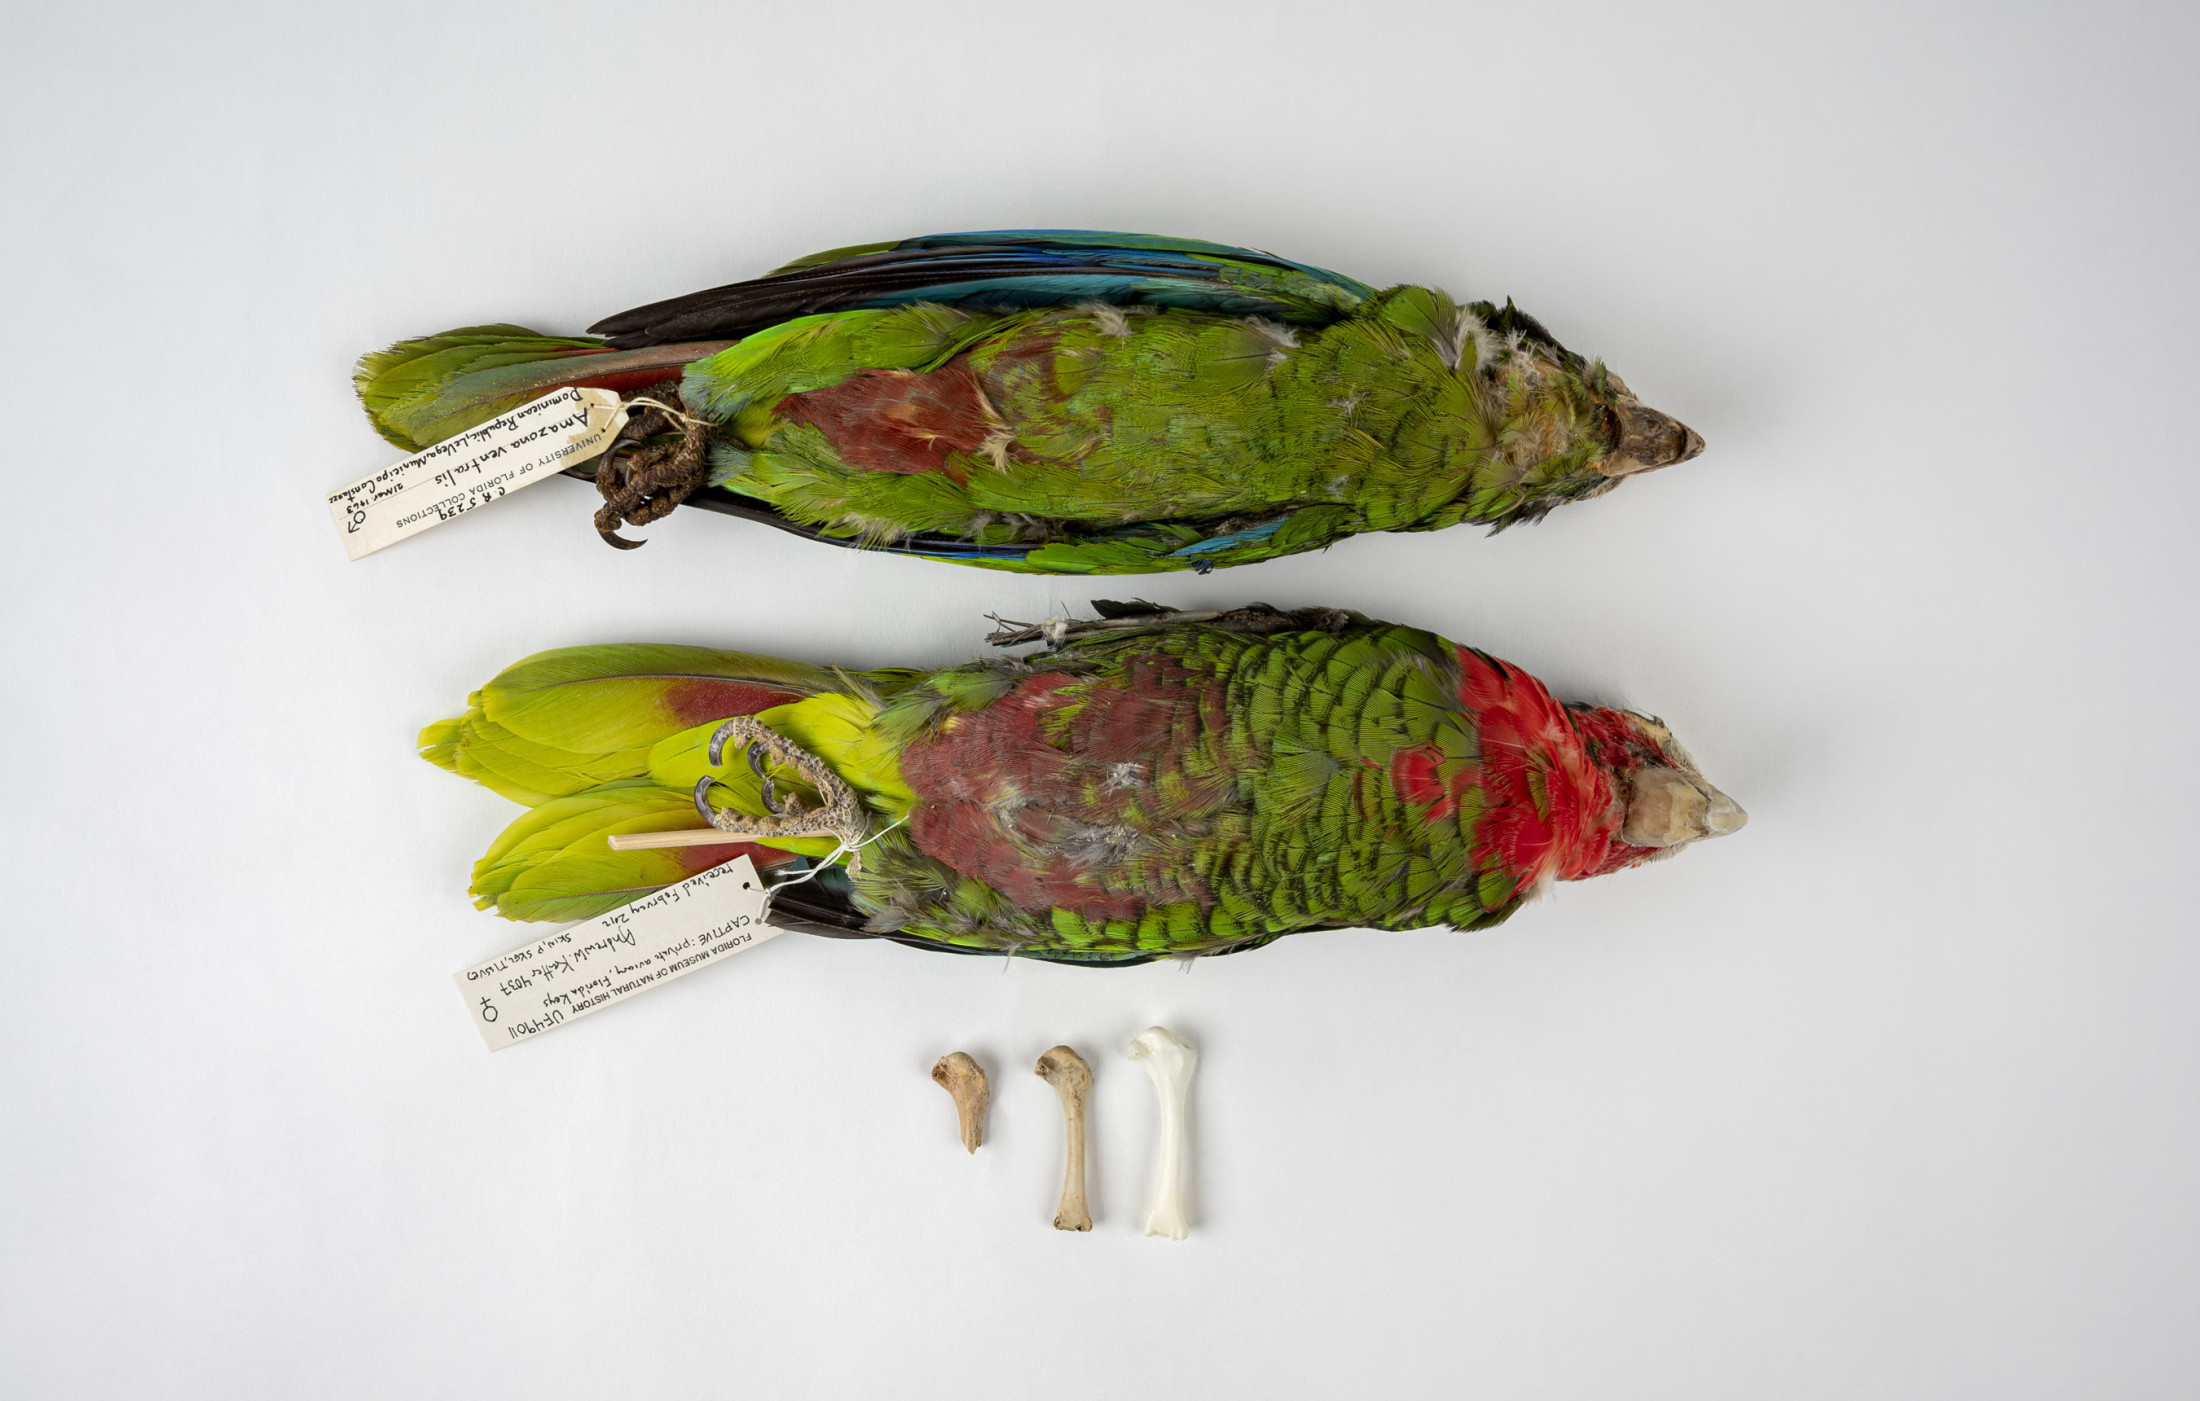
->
[607,828,833,852]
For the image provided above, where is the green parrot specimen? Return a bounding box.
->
[359,231,1704,572]
[422,604,1744,964]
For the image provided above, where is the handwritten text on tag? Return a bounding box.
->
[453,856,778,1050]
[329,387,628,560]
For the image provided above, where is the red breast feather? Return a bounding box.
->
[1452,649,1676,889]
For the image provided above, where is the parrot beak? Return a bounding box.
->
[1619,766,1749,848]
[1600,403,1705,477]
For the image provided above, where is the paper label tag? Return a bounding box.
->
[329,387,628,560]
[453,856,777,1050]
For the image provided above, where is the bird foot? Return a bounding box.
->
[592,386,714,549]
[692,717,873,871]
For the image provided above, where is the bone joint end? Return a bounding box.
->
[931,1052,989,1154]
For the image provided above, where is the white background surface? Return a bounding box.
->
[4,2,2195,1396]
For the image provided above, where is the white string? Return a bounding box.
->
[622,396,714,432]
[763,814,912,899]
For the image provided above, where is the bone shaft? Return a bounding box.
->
[1144,1084,1188,1238]
[1055,1109,1091,1231]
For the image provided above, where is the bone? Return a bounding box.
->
[1127,1026,1197,1240]
[930,1052,989,1154]
[1034,1046,1093,1232]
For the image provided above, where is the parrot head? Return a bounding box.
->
[1569,708,1747,875]
[1466,300,1704,499]
[1598,395,1705,477]
[1450,648,1741,897]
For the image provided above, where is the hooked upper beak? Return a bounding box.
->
[1620,767,1748,848]
[1600,404,1705,478]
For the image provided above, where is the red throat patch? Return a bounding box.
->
[1449,649,1623,887]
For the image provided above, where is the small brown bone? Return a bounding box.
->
[1035,1046,1093,1231]
[930,1052,989,1154]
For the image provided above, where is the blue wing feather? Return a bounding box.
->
[890,229,1374,297]
[589,230,1375,347]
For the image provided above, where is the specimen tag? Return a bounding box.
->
[453,856,777,1051]
[328,387,628,560]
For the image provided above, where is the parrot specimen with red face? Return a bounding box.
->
[421,604,1744,964]
[358,231,1703,572]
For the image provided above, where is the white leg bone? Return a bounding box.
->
[1127,1027,1196,1240]
[1035,1046,1092,1232]
[930,1052,989,1154]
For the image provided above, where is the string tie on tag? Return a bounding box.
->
[764,815,912,902]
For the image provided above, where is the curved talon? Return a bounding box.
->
[693,769,776,832]
[747,741,785,815]
[591,388,714,550]
[597,438,635,483]
[682,716,870,863]
[707,719,742,767]
[701,724,805,823]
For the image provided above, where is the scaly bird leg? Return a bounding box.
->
[593,386,715,550]
[691,717,873,871]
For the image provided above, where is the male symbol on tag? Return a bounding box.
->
[453,856,778,1050]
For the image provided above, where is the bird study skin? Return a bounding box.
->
[357,231,1704,573]
[420,604,1744,964]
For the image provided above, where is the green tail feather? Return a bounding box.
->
[476,643,843,751]
[418,714,463,775]
[470,781,794,923]
[421,644,849,806]
[355,325,611,450]
[355,326,729,452]
[429,648,919,920]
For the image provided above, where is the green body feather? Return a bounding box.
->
[845,622,1506,954]
[697,289,1626,573]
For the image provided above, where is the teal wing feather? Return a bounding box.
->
[588,230,1375,348]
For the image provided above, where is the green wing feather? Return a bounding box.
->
[681,304,994,422]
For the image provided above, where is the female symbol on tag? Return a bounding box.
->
[452,856,778,1050]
